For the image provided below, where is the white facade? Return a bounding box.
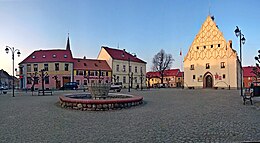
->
[97,47,146,88]
[184,16,241,89]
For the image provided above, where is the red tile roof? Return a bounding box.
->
[19,49,74,64]
[176,71,184,77]
[102,46,146,63]
[73,58,111,71]
[243,66,257,77]
[146,69,181,78]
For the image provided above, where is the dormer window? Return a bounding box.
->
[32,55,35,59]
[53,54,56,58]
[64,54,67,58]
[42,55,46,58]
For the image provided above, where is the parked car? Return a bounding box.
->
[60,82,78,90]
[0,86,8,90]
[110,82,122,92]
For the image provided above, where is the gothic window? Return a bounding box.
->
[206,63,210,69]
[221,62,225,68]
[190,64,194,70]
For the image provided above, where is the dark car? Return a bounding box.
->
[60,82,78,90]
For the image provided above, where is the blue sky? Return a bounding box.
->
[1,0,260,75]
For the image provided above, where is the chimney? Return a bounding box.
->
[228,40,232,48]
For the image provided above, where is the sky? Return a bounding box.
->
[0,0,260,75]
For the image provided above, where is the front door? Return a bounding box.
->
[205,75,213,88]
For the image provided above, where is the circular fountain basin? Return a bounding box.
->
[59,93,143,111]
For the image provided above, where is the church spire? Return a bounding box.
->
[66,33,70,50]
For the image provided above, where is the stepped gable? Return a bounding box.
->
[184,16,237,61]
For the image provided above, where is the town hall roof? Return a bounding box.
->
[184,15,238,62]
[101,46,146,64]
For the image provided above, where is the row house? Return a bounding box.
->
[73,58,112,87]
[18,36,112,90]
[98,46,147,88]
[243,66,258,88]
[0,69,19,89]
[146,69,184,88]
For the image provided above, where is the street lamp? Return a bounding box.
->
[234,26,246,96]
[128,58,131,92]
[5,46,21,97]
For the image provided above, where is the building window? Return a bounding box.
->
[76,70,84,76]
[218,44,220,47]
[32,55,35,59]
[129,66,132,72]
[84,80,88,85]
[42,55,46,58]
[45,76,49,84]
[123,65,126,72]
[27,64,31,72]
[140,67,143,73]
[135,66,138,73]
[134,77,137,83]
[204,46,206,49]
[27,77,32,84]
[123,76,126,83]
[55,63,59,71]
[53,54,56,58]
[44,64,48,71]
[197,46,199,50]
[116,76,119,82]
[33,64,38,71]
[64,54,67,58]
[76,80,80,85]
[223,74,226,79]
[190,64,194,70]
[206,63,210,69]
[221,62,225,68]
[116,65,119,72]
[65,64,69,71]
[211,45,213,48]
[193,75,196,79]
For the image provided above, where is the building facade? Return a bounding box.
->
[73,58,112,87]
[0,69,19,89]
[97,46,146,88]
[146,69,184,88]
[184,16,241,89]
[18,36,113,90]
[243,66,258,88]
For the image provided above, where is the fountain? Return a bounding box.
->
[59,83,143,111]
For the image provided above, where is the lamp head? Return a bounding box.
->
[5,46,9,54]
[234,26,240,37]
[17,51,21,57]
[241,36,246,45]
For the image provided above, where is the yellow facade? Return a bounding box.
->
[184,16,241,89]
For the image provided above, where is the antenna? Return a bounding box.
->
[117,43,120,49]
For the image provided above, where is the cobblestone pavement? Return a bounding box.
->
[0,89,259,142]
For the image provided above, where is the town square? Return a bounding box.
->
[1,0,260,142]
[0,89,260,142]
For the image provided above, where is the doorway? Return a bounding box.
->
[203,72,213,88]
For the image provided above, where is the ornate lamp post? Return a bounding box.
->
[5,46,21,97]
[234,26,246,96]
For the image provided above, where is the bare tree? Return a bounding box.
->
[253,50,260,80]
[152,49,174,84]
